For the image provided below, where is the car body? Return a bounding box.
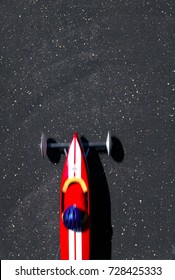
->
[59,132,90,260]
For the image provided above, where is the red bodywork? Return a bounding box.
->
[60,133,90,259]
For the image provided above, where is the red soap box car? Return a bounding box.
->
[40,131,111,260]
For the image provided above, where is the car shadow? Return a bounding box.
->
[81,136,113,260]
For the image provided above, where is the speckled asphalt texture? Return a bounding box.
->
[1,0,175,260]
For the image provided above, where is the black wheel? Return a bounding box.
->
[40,133,47,158]
[106,131,112,156]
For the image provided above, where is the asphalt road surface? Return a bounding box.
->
[1,0,175,260]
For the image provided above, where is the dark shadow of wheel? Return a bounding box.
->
[47,138,61,164]
[111,136,124,162]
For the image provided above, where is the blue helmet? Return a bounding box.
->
[63,205,87,231]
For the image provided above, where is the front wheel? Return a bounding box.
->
[40,133,47,158]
